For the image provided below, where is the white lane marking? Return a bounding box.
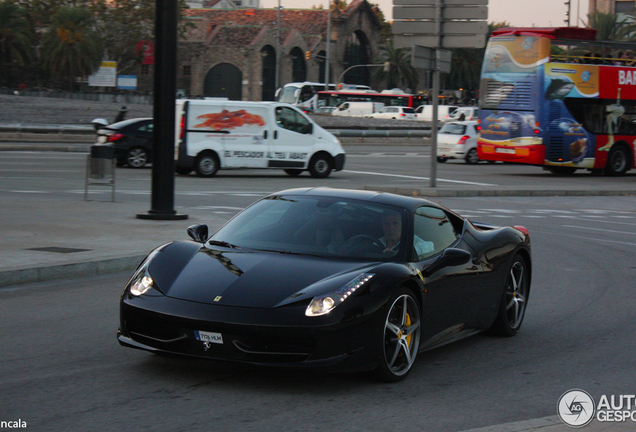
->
[553,232,636,247]
[343,170,497,186]
[562,225,636,236]
[196,206,244,211]
[7,190,48,194]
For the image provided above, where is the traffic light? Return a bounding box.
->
[305,51,311,60]
[384,61,390,72]
[564,0,571,25]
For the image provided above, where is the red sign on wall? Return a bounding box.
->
[136,41,155,65]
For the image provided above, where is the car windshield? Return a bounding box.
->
[440,123,467,134]
[211,195,407,261]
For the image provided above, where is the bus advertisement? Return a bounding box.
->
[477,27,636,176]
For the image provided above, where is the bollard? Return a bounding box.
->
[85,144,116,201]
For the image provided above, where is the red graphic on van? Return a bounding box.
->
[195,110,265,131]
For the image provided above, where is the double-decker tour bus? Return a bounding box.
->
[317,88,426,110]
[477,27,636,175]
[275,82,371,111]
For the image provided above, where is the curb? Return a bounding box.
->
[0,255,145,289]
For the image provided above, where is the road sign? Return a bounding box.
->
[411,45,434,69]
[394,0,487,4]
[393,0,489,49]
[393,20,487,35]
[393,5,487,20]
[395,34,487,49]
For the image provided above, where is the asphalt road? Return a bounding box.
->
[1,145,636,431]
[1,195,635,431]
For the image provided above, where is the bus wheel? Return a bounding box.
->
[547,166,577,175]
[605,146,630,176]
[195,152,219,177]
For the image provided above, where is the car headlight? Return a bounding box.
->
[305,273,374,317]
[127,250,160,296]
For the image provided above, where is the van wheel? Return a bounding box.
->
[194,152,219,177]
[436,157,448,163]
[284,169,303,176]
[308,154,332,178]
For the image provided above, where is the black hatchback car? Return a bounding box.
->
[95,118,153,168]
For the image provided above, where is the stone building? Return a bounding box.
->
[139,0,383,100]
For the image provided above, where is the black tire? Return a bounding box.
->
[465,148,479,164]
[489,255,530,337]
[284,169,303,176]
[175,166,193,175]
[308,153,332,178]
[547,166,577,175]
[605,146,630,176]
[373,287,421,382]
[436,157,448,163]
[126,147,149,168]
[194,152,219,177]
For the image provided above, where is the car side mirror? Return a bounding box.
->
[422,248,471,276]
[187,224,209,243]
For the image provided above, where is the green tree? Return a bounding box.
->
[372,42,418,92]
[0,1,36,86]
[40,6,103,89]
[444,21,511,95]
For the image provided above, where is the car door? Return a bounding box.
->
[271,106,316,169]
[409,206,486,348]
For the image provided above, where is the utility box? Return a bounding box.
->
[85,144,116,201]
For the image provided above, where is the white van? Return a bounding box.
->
[415,105,458,122]
[331,101,384,117]
[175,100,345,178]
[442,107,479,123]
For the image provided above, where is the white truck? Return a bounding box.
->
[174,100,345,178]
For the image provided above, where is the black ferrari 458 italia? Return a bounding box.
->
[118,187,531,382]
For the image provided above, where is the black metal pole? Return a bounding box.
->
[137,0,187,220]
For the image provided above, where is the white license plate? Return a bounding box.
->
[496,148,516,154]
[194,330,223,344]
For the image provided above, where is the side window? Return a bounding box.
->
[413,206,458,260]
[275,107,312,134]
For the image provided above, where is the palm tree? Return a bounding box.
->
[588,11,625,41]
[372,42,418,92]
[0,1,36,86]
[40,7,103,89]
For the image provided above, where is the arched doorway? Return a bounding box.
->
[261,45,276,101]
[204,63,242,100]
[290,47,307,82]
[343,31,371,86]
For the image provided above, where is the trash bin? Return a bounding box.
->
[85,144,116,201]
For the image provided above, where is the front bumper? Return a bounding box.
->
[334,153,346,171]
[119,293,382,372]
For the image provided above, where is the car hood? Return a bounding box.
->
[150,244,377,308]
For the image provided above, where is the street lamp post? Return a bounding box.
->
[325,1,331,90]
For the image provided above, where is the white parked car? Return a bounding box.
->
[436,121,480,164]
[442,106,479,123]
[368,106,417,120]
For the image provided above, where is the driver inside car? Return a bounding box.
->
[380,212,434,257]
